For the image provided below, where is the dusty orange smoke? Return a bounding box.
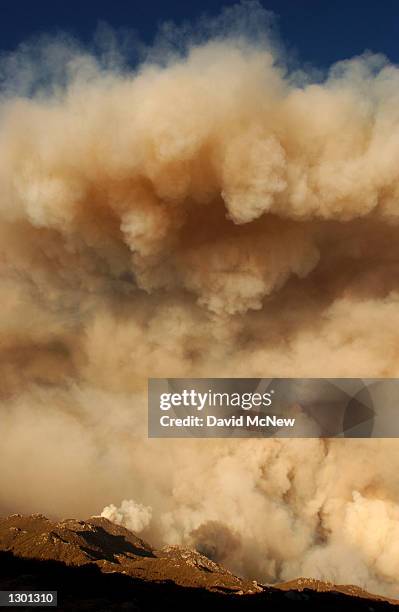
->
[1,12,399,597]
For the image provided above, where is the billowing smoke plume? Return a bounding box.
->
[1,0,399,597]
[101,499,152,533]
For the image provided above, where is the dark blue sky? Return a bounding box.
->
[0,0,398,69]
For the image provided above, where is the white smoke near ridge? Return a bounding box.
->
[101,499,152,533]
[1,0,399,598]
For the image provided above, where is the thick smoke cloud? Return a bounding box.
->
[1,0,399,597]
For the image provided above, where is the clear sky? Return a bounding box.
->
[0,0,398,69]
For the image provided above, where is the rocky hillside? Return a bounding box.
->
[0,514,397,610]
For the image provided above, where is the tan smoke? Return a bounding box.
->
[1,1,399,597]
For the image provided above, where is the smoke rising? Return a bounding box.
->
[101,499,152,533]
[1,0,399,597]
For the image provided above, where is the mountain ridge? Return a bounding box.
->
[0,513,397,610]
